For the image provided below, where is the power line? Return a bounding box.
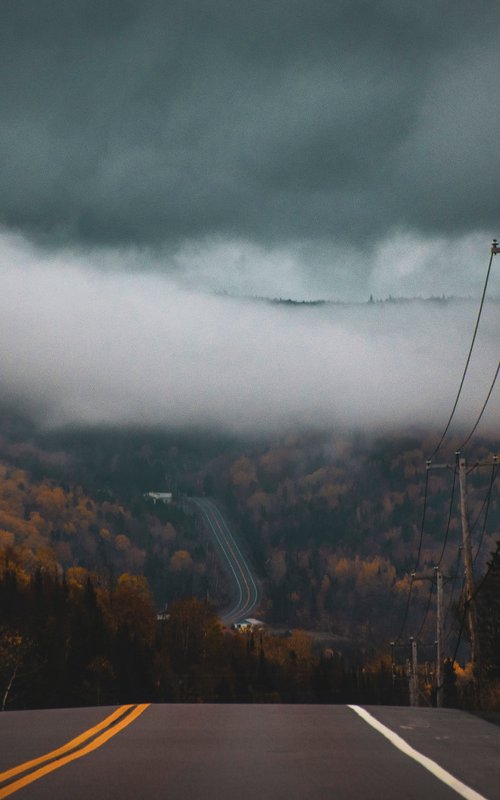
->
[444,548,463,622]
[450,541,500,663]
[452,601,468,664]
[430,241,497,460]
[395,239,498,656]
[459,361,500,452]
[416,574,435,641]
[437,467,457,567]
[394,573,416,645]
[472,540,500,601]
[444,548,463,649]
[470,469,495,535]
[415,466,430,569]
[394,467,430,643]
[414,467,458,639]
[401,454,459,642]
[473,461,499,564]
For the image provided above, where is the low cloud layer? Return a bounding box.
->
[1,234,498,438]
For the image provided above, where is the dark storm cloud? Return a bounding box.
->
[1,0,499,251]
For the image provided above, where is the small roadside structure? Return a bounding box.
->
[231,618,265,632]
[144,492,173,505]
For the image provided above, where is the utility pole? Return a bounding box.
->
[427,455,483,679]
[435,567,444,708]
[457,455,480,677]
[390,641,396,686]
[408,637,418,706]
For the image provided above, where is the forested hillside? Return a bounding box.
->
[204,432,500,647]
[1,411,499,708]
[0,441,222,609]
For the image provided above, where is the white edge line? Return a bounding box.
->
[348,705,489,800]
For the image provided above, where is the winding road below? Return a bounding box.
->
[187,496,261,625]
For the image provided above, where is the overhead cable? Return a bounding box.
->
[472,541,500,600]
[437,467,457,566]
[415,464,460,640]
[444,547,463,640]
[415,467,430,569]
[394,573,415,645]
[458,361,500,451]
[473,462,499,563]
[394,468,430,643]
[416,576,435,641]
[451,602,468,664]
[430,242,497,460]
[451,541,500,661]
[414,463,460,641]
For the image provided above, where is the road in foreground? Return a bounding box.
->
[188,496,260,625]
[1,705,499,800]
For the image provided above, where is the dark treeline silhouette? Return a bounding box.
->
[0,559,409,710]
[477,543,500,705]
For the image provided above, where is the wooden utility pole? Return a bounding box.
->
[457,455,480,675]
[409,637,418,706]
[427,455,488,675]
[390,641,396,686]
[435,567,444,708]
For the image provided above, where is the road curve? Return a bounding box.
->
[187,496,261,625]
[1,705,499,799]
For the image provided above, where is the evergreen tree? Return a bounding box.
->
[477,543,500,682]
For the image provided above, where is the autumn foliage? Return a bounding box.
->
[1,418,499,709]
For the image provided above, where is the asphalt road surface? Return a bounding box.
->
[188,497,260,625]
[1,704,499,799]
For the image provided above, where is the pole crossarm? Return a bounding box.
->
[427,459,498,472]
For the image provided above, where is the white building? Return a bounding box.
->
[144,491,173,504]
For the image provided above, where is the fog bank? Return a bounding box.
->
[1,239,498,438]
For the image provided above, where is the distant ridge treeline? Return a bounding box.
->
[213,292,499,307]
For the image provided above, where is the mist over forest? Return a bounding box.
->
[1,234,499,437]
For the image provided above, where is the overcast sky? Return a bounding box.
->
[1,2,499,435]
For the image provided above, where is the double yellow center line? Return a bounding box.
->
[0,703,149,798]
